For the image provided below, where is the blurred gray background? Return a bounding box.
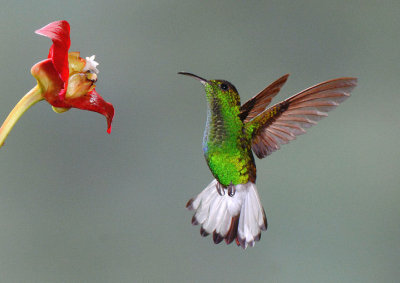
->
[0,0,399,282]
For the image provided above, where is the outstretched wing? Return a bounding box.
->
[239,74,289,123]
[245,77,357,159]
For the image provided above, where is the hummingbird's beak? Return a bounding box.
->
[178,72,208,85]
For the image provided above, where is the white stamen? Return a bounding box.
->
[83,55,99,74]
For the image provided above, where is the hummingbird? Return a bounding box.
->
[178,72,357,249]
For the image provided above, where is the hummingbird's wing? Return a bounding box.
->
[239,74,289,123]
[245,77,357,159]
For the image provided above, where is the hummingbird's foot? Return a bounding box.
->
[216,182,225,196]
[228,184,236,197]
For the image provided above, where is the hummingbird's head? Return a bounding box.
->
[178,72,241,107]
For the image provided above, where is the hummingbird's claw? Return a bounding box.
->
[228,184,235,197]
[215,182,236,196]
[216,182,225,196]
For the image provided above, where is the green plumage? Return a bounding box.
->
[202,80,256,186]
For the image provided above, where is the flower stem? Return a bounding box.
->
[0,85,43,148]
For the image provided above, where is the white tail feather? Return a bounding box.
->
[187,180,267,249]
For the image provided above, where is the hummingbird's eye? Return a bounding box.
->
[220,83,229,91]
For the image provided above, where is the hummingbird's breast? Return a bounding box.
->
[202,105,256,186]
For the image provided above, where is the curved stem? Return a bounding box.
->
[0,85,44,148]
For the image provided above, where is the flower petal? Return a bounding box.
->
[31,59,65,103]
[66,89,115,134]
[35,21,71,99]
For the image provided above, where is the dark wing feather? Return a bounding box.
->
[245,77,357,159]
[239,74,289,123]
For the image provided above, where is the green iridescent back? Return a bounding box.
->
[202,80,256,186]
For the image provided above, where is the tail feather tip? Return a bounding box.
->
[186,198,194,209]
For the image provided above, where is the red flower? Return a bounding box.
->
[0,20,114,147]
